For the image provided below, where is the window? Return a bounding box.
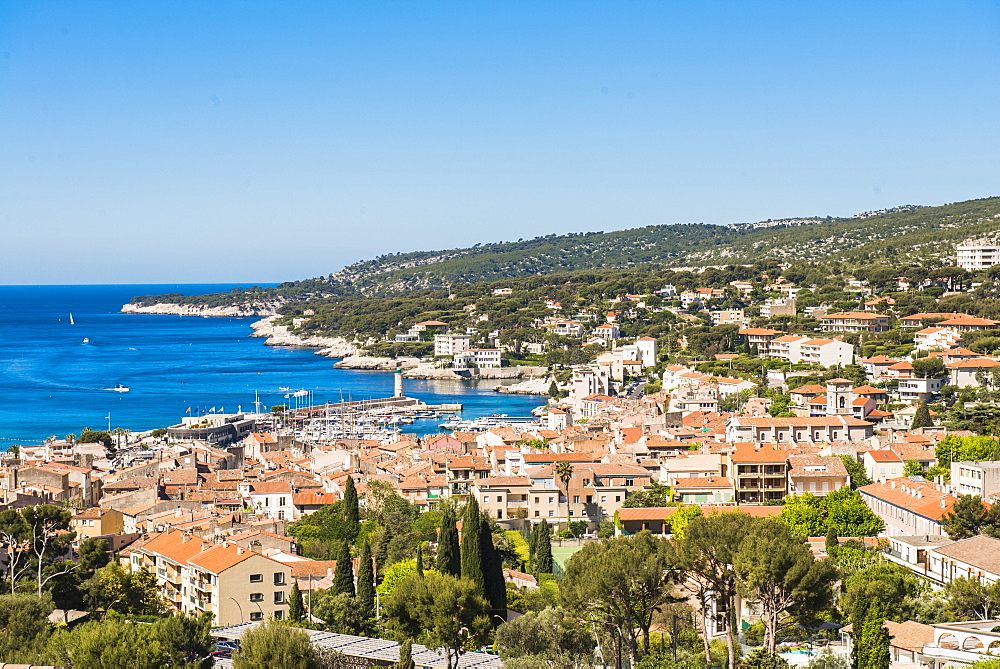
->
[274,591,285,604]
[274,573,286,586]
[250,574,263,583]
[249,593,263,602]
[249,612,263,621]
[273,610,284,620]
[583,479,591,486]
[548,496,554,504]
[615,496,621,503]
[279,497,286,506]
[278,510,285,520]
[534,496,539,504]
[534,510,539,517]
[548,510,554,517]
[573,495,580,503]
[625,479,634,487]
[601,495,607,504]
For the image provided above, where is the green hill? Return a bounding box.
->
[130,196,1000,309]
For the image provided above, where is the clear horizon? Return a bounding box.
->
[3,2,999,284]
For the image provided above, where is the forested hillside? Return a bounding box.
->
[130,196,1000,309]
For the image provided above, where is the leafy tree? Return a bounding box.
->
[77,430,114,446]
[668,505,703,540]
[312,591,365,635]
[935,435,1000,467]
[375,559,417,601]
[495,606,595,664]
[622,482,674,508]
[435,505,461,576]
[85,562,164,615]
[356,541,375,620]
[332,541,355,596]
[841,561,924,628]
[733,519,837,652]
[289,581,305,623]
[942,576,1000,620]
[561,531,678,666]
[838,456,872,489]
[382,572,491,669]
[778,494,826,537]
[823,488,884,537]
[903,459,923,477]
[233,621,318,669]
[460,499,484,595]
[911,402,933,429]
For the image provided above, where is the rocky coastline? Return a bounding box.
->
[249,317,360,358]
[121,302,279,318]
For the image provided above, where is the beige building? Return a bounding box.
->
[71,507,125,541]
[128,529,293,626]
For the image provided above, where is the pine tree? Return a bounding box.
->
[480,511,507,617]
[461,498,485,595]
[356,541,375,620]
[858,599,890,669]
[911,402,933,429]
[533,521,552,574]
[435,506,461,576]
[333,541,355,597]
[394,638,415,669]
[288,581,305,623]
[344,475,360,537]
[416,543,424,576]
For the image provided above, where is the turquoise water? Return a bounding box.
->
[0,285,544,445]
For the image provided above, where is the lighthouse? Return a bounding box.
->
[394,366,403,398]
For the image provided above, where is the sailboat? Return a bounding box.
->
[69,313,75,325]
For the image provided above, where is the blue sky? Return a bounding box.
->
[2,1,999,284]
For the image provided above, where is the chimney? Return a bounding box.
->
[237,547,244,554]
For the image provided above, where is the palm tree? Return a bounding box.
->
[555,462,574,529]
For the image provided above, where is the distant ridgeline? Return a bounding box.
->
[130,197,1000,314]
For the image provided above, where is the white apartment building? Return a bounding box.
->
[434,333,472,357]
[453,348,502,369]
[239,482,297,521]
[769,335,854,366]
[913,326,963,351]
[950,461,1000,499]
[957,240,1000,271]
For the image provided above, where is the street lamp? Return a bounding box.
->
[227,596,244,624]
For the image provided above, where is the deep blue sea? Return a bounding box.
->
[0,285,544,446]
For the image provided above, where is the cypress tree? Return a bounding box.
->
[859,599,890,669]
[911,402,932,429]
[435,505,461,576]
[374,530,389,583]
[288,581,305,623]
[548,380,559,398]
[344,475,360,537]
[825,526,839,555]
[356,541,375,620]
[533,521,552,574]
[394,638,415,669]
[480,511,507,617]
[461,498,485,595]
[416,543,424,576]
[333,541,355,596]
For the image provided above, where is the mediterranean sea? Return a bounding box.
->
[0,284,545,446]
